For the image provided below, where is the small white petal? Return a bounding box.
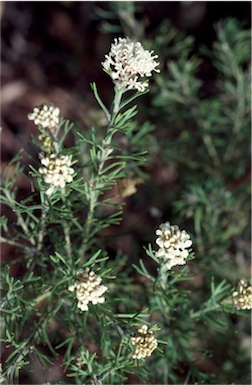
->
[155,222,192,270]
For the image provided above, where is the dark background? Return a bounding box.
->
[1,2,251,384]
[1,1,251,163]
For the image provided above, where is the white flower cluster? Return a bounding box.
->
[232,280,252,310]
[28,105,60,132]
[39,154,74,196]
[155,222,192,270]
[68,269,108,312]
[102,37,159,92]
[130,324,158,359]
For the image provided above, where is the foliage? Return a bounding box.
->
[1,6,251,385]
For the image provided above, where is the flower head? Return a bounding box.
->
[38,153,75,196]
[155,222,192,270]
[102,37,159,92]
[38,133,54,153]
[232,280,252,310]
[28,105,60,133]
[130,324,158,359]
[68,269,108,312]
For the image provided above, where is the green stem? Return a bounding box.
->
[190,303,222,319]
[202,132,221,168]
[158,264,169,290]
[6,299,62,384]
[79,87,125,261]
[63,224,72,259]
[33,288,52,304]
[81,184,97,256]
[4,189,36,246]
[111,88,124,122]
[37,196,50,252]
[0,236,27,249]
[61,193,73,259]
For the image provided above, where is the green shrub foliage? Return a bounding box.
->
[1,7,251,385]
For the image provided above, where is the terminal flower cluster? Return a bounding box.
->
[232,280,252,310]
[68,269,108,312]
[130,324,158,359]
[155,222,192,270]
[102,37,159,92]
[38,153,75,196]
[28,105,60,133]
